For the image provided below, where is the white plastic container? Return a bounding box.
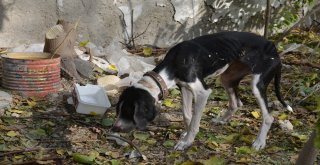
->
[73,84,111,115]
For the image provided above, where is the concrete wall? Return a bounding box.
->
[0,0,317,48]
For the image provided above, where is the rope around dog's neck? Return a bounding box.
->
[143,71,169,100]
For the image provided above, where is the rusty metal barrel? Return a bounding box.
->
[1,52,61,97]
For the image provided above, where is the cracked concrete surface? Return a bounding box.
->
[0,0,317,48]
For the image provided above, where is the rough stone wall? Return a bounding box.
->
[0,0,317,48]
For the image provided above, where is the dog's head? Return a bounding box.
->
[112,86,157,132]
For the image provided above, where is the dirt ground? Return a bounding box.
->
[0,55,319,165]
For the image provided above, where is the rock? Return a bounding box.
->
[279,120,294,132]
[97,75,121,92]
[0,91,12,109]
[74,58,95,78]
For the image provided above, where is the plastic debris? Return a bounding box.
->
[0,91,12,109]
[104,41,156,87]
[11,43,44,52]
[279,120,294,132]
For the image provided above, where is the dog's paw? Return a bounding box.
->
[237,99,243,107]
[174,140,192,151]
[252,139,266,150]
[211,118,227,125]
[180,132,187,139]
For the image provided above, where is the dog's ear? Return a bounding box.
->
[148,102,158,121]
[133,103,148,130]
[116,101,123,115]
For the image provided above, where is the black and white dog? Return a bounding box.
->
[113,31,292,150]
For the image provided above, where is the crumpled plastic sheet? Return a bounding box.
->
[104,41,156,87]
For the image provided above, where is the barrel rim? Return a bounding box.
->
[1,52,60,60]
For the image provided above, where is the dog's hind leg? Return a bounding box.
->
[174,79,212,150]
[252,73,274,150]
[213,76,243,124]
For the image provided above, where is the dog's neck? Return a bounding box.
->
[133,69,175,101]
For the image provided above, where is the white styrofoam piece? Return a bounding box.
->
[74,84,111,115]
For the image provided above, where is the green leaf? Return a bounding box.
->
[6,131,18,137]
[3,118,15,125]
[278,113,288,120]
[291,132,308,141]
[218,133,239,143]
[146,138,157,145]
[201,156,225,165]
[170,88,181,97]
[207,140,219,150]
[181,161,197,165]
[133,132,150,141]
[163,140,175,148]
[266,146,283,153]
[79,40,90,47]
[101,118,114,127]
[72,153,95,164]
[56,149,65,155]
[0,144,7,151]
[251,111,260,119]
[26,128,47,139]
[239,135,255,145]
[163,99,177,108]
[110,159,121,165]
[235,146,255,154]
[108,64,117,71]
[236,157,253,163]
[142,47,153,56]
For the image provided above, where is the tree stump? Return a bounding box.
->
[43,19,82,82]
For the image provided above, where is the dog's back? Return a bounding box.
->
[155,31,280,81]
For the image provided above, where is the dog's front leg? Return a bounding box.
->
[174,84,212,150]
[181,87,193,131]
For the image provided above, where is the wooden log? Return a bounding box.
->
[43,19,82,82]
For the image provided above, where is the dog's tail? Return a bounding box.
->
[274,65,293,112]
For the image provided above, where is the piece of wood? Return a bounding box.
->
[296,130,318,165]
[43,19,82,82]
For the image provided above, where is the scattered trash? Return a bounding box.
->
[10,43,44,52]
[279,120,294,132]
[97,75,121,95]
[84,42,105,57]
[77,52,116,74]
[0,91,13,109]
[104,41,156,86]
[72,84,111,115]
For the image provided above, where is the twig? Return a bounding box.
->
[283,61,320,69]
[39,139,101,143]
[130,9,135,48]
[0,147,55,157]
[264,0,271,38]
[12,157,63,165]
[297,83,320,104]
[87,48,94,62]
[132,22,151,41]
[106,133,145,159]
